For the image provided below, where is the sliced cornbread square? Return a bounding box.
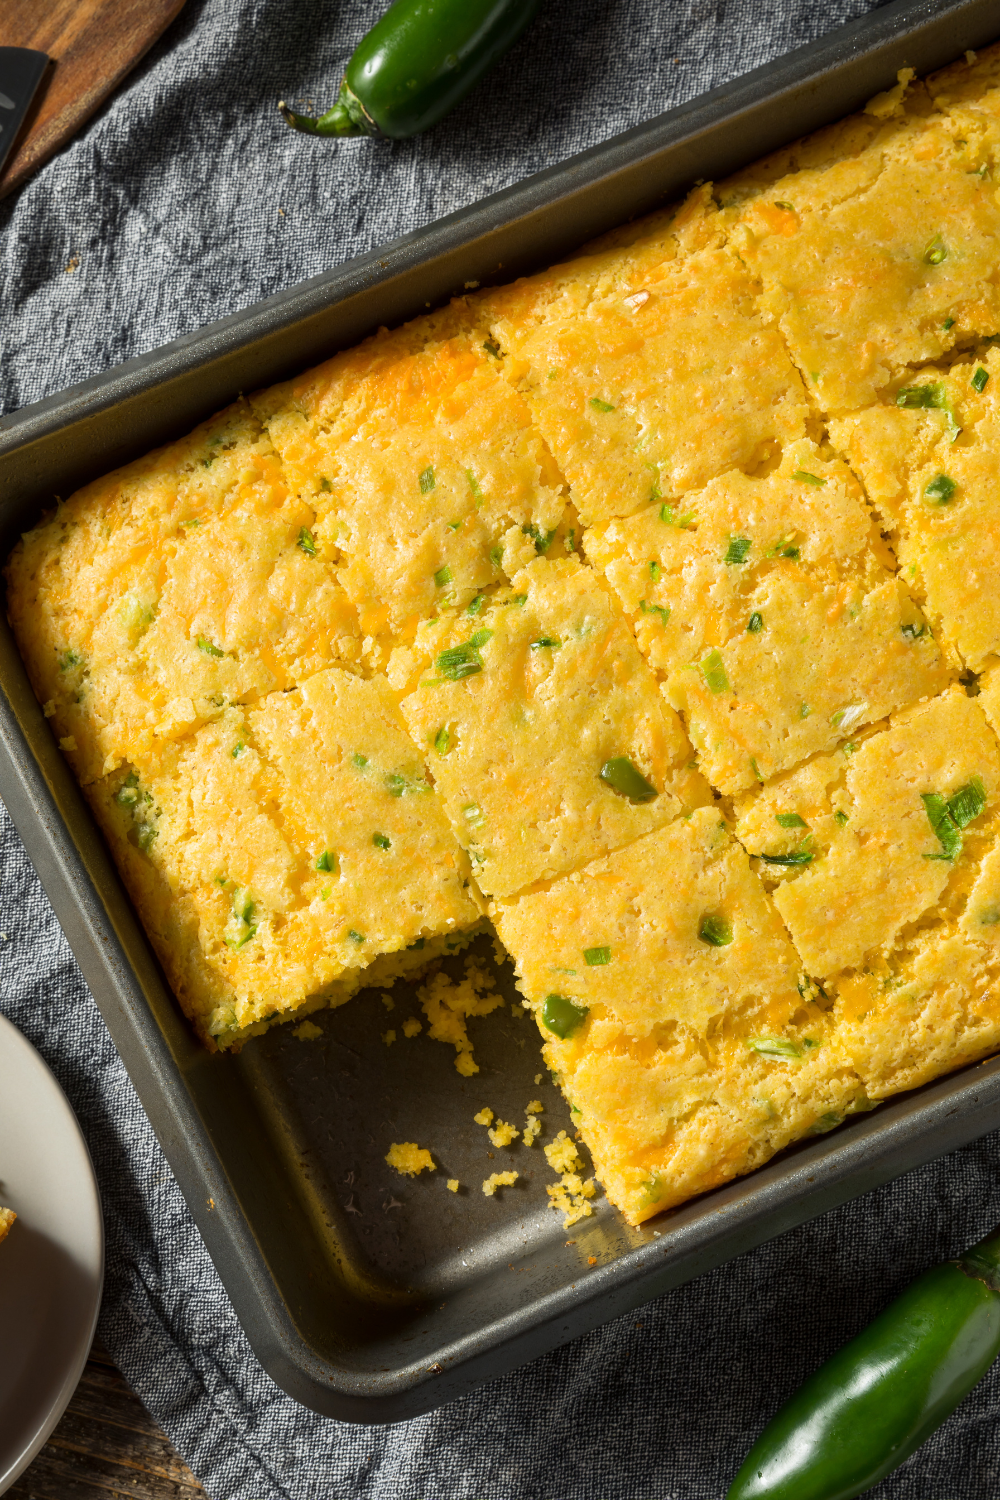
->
[830,346,1000,671]
[393,557,708,898]
[90,669,482,1048]
[586,440,946,792]
[733,108,1000,413]
[492,809,864,1223]
[253,316,571,655]
[482,245,809,526]
[733,688,1000,982]
[6,400,363,784]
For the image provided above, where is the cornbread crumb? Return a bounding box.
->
[534,1074,543,1085]
[59,736,77,752]
[474,1107,494,1125]
[385,1142,436,1176]
[382,1029,396,1046]
[380,994,395,1011]
[447,1179,460,1192]
[544,1133,598,1225]
[488,1120,519,1147]
[417,959,504,1075]
[545,1130,582,1175]
[0,1207,15,1244]
[482,1171,518,1196]
[523,1099,544,1146]
[293,1020,322,1041]
[402,1017,423,1038]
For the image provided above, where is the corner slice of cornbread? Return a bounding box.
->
[733,105,1000,412]
[586,440,946,793]
[87,668,483,1048]
[482,245,809,526]
[252,315,572,655]
[0,1207,15,1244]
[830,345,1000,672]
[5,399,364,784]
[733,687,1000,983]
[392,556,710,898]
[493,809,865,1224]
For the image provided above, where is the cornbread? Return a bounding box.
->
[11,46,1000,1227]
[0,1207,15,1244]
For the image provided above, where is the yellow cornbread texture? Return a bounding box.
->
[586,439,946,791]
[0,1207,15,1245]
[12,45,1000,1229]
[391,557,710,897]
[80,667,483,1048]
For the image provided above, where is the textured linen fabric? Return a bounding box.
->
[4,1,1000,1496]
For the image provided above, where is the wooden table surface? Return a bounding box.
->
[10,1339,208,1500]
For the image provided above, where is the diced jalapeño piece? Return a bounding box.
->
[698,913,732,947]
[541,993,589,1038]
[924,473,957,504]
[599,757,658,803]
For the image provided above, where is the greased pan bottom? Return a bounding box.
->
[2,0,1000,1423]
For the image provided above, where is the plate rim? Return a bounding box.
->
[0,1011,105,1495]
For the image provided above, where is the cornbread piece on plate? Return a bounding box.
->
[734,688,1000,1097]
[6,400,364,785]
[393,556,709,898]
[483,243,810,526]
[731,86,1000,413]
[586,439,946,792]
[88,668,482,1049]
[253,312,572,659]
[830,346,1000,672]
[0,1206,15,1244]
[493,808,865,1224]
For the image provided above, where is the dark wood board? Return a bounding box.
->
[0,0,186,200]
[9,1338,208,1499]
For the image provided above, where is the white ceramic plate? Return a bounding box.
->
[0,1013,104,1494]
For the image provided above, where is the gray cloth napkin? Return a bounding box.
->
[4,1,1000,1496]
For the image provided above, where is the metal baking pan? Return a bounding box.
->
[2,0,1000,1424]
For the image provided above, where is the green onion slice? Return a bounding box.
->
[419,466,436,494]
[792,470,826,487]
[372,832,391,850]
[775,812,806,828]
[748,1037,801,1058]
[701,648,730,695]
[298,527,317,556]
[973,366,990,393]
[747,612,763,634]
[583,946,611,966]
[760,851,814,866]
[589,397,615,413]
[724,536,752,566]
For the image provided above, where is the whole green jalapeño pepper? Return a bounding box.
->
[280,0,541,140]
[727,1224,1000,1500]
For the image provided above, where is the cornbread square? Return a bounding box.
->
[6,402,363,784]
[393,557,709,898]
[733,688,1000,981]
[483,245,810,525]
[254,316,571,654]
[586,440,946,792]
[89,668,482,1048]
[733,107,1000,412]
[493,808,865,1223]
[830,346,1000,671]
[492,809,804,1038]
